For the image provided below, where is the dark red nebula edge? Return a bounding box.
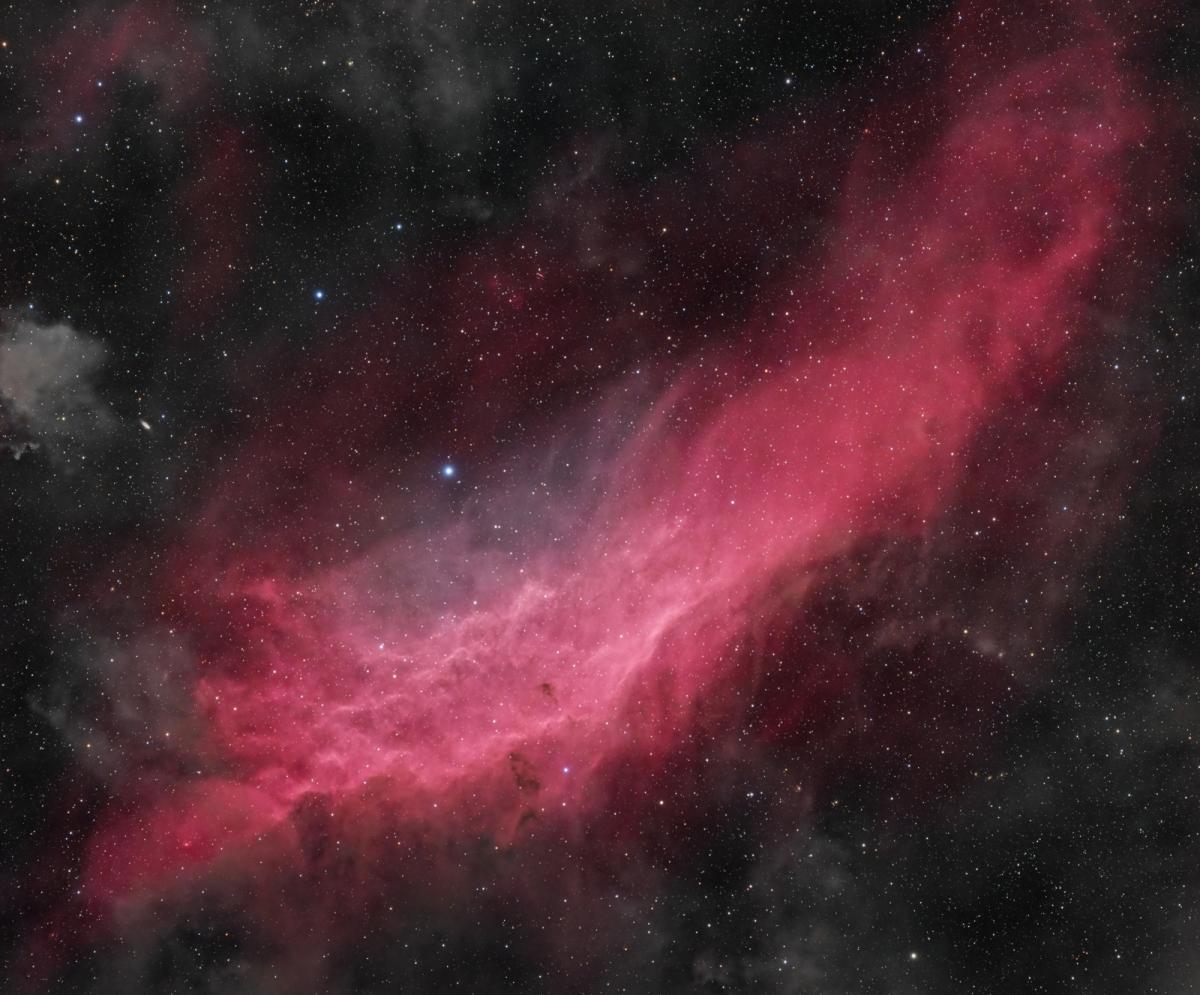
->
[1,0,1194,992]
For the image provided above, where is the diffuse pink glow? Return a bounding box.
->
[67,1,1167,935]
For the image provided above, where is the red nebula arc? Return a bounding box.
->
[43,0,1172,970]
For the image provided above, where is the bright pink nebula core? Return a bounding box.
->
[64,2,1168,932]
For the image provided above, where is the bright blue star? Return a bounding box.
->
[73,114,84,125]
[313,289,325,301]
[442,464,456,479]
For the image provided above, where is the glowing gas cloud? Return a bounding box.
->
[22,1,1175,989]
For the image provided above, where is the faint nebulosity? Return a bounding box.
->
[2,2,1199,993]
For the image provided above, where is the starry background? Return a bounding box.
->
[2,1,1200,993]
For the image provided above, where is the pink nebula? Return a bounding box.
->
[51,1,1172,960]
